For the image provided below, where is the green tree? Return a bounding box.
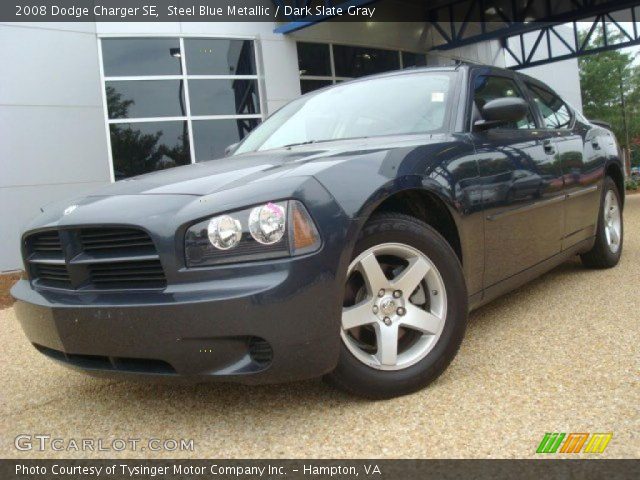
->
[578,27,640,167]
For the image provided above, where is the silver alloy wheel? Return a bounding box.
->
[341,243,447,371]
[604,190,622,254]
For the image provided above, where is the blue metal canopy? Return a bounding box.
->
[272,0,640,68]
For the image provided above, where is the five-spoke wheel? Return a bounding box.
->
[581,176,623,269]
[341,243,446,370]
[326,213,468,399]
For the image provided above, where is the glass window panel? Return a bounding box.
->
[192,118,260,161]
[297,42,331,76]
[526,84,573,129]
[109,121,190,180]
[188,79,260,116]
[333,45,400,77]
[300,79,333,95]
[473,75,536,129]
[402,52,427,68]
[184,39,256,75]
[106,81,185,119]
[102,38,182,77]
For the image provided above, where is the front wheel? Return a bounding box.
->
[325,213,468,399]
[580,176,623,269]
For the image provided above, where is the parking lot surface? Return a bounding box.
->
[1,195,638,459]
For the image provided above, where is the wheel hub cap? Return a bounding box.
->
[377,295,400,319]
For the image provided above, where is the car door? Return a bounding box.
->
[469,70,565,288]
[524,81,604,249]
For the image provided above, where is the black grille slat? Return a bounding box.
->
[80,228,154,252]
[88,258,166,288]
[83,235,150,243]
[90,266,163,273]
[82,234,151,243]
[25,227,166,291]
[28,231,63,255]
[82,241,155,251]
[37,268,69,277]
[93,272,164,279]
[34,265,68,276]
[93,278,166,284]
[32,263,72,288]
[82,229,146,237]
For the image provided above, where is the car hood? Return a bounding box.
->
[86,135,447,197]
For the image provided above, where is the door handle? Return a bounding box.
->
[543,140,556,155]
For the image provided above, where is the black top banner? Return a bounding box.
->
[7,0,278,21]
[5,0,383,22]
[3,0,639,23]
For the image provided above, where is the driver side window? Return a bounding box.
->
[525,83,573,129]
[473,75,536,130]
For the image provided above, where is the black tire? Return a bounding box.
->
[325,213,468,399]
[580,176,623,269]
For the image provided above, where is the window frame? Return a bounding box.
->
[466,69,540,132]
[296,41,428,94]
[523,80,575,132]
[97,34,266,182]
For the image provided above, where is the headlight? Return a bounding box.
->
[185,200,321,267]
[207,215,242,250]
[248,203,286,245]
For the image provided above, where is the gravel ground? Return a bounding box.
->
[1,195,638,459]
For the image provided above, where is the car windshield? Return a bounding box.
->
[234,72,454,154]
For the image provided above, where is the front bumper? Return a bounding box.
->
[11,175,358,384]
[11,251,344,384]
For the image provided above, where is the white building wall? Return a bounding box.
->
[0,22,111,272]
[520,59,583,112]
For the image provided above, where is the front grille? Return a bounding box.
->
[24,227,166,291]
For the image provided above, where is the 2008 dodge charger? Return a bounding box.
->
[12,64,624,398]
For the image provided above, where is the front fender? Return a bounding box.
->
[310,135,484,296]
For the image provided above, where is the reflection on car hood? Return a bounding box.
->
[87,135,446,197]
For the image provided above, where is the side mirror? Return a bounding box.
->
[474,97,529,130]
[224,142,239,156]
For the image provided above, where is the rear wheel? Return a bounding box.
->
[581,176,623,269]
[326,213,468,399]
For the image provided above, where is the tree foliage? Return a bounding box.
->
[579,27,639,166]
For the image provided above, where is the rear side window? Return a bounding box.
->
[473,75,536,130]
[526,84,573,129]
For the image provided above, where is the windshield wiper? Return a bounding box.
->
[281,140,318,148]
[277,137,363,150]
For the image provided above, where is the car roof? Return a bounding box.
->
[342,62,521,83]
